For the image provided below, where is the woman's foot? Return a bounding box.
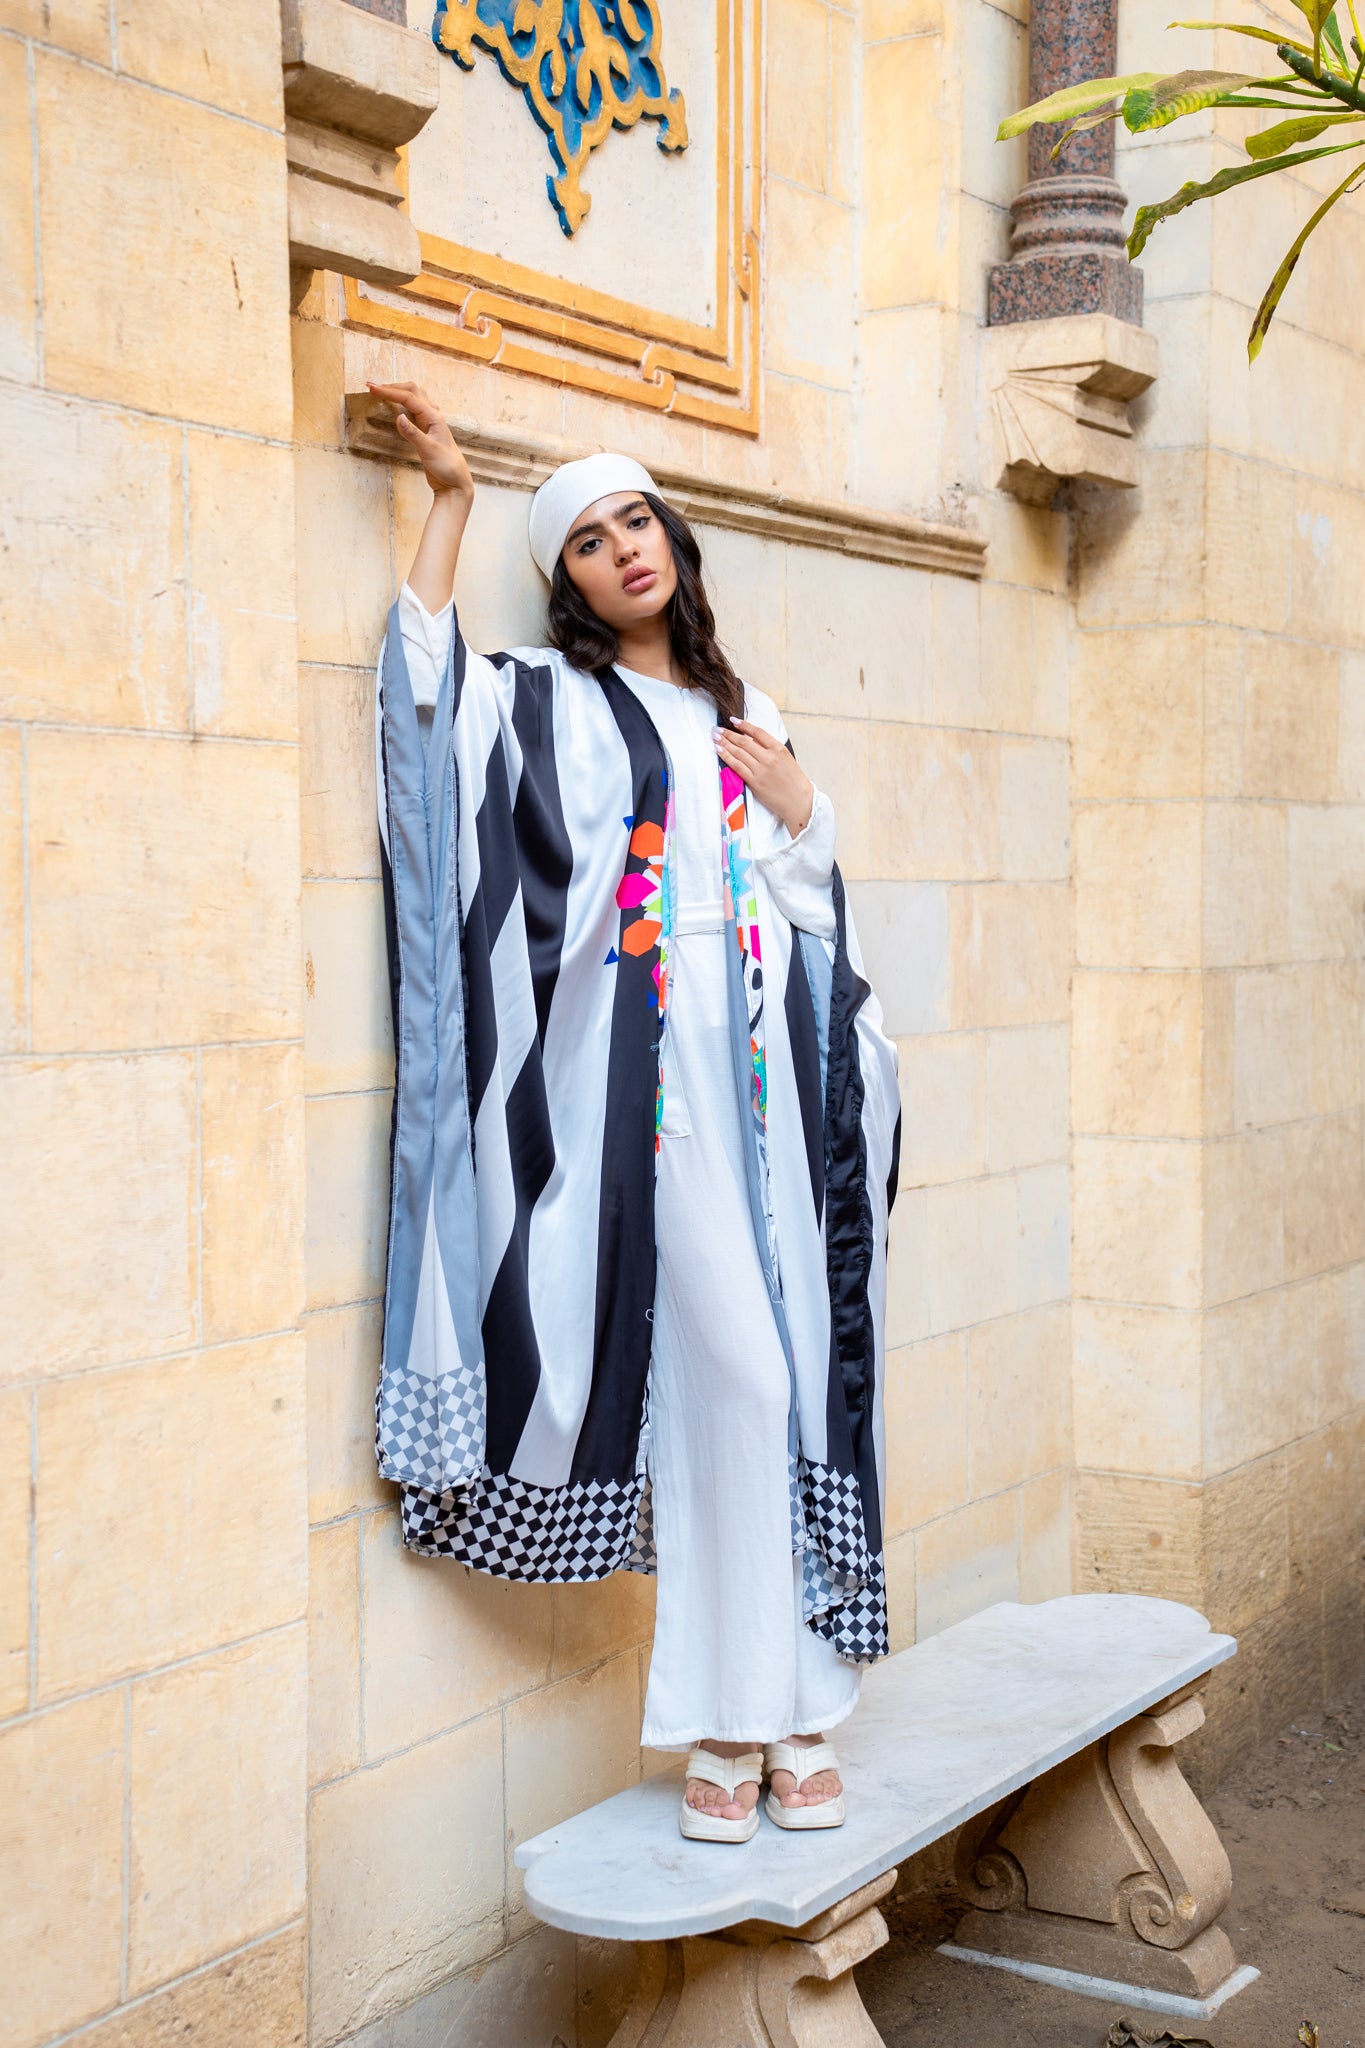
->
[684,1739,763,1824]
[768,1731,843,1809]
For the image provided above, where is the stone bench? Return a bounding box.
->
[517,1593,1259,2047]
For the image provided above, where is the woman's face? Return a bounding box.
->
[560,491,677,630]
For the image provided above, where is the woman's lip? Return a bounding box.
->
[622,568,656,593]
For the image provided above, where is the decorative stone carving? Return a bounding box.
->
[281,0,440,294]
[606,1872,896,2048]
[989,0,1142,327]
[981,312,1159,503]
[949,1681,1243,2002]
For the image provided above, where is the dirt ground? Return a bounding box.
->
[857,1694,1365,2048]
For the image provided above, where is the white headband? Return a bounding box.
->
[527,453,662,580]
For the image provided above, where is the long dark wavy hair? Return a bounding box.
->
[546,493,746,728]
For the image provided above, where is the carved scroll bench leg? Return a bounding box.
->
[607,1870,897,2048]
[942,1681,1260,2019]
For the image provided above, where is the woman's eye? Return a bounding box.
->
[628,515,650,530]
[577,537,600,554]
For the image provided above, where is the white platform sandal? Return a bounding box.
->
[678,1748,764,1843]
[763,1740,846,1830]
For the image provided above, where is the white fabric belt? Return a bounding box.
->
[674,902,725,937]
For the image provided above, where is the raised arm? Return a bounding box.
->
[367,379,474,612]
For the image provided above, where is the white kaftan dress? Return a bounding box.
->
[397,588,860,1748]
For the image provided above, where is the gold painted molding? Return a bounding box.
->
[345,394,987,578]
[342,0,762,433]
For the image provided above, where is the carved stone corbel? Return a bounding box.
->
[281,0,440,296]
[606,1871,896,2048]
[949,1682,1246,2002]
[981,312,1159,504]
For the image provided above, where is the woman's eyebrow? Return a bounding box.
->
[565,498,648,546]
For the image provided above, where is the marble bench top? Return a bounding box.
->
[515,1593,1236,1941]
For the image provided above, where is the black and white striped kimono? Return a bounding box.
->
[375,590,901,1675]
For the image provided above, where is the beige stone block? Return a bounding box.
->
[969,1304,1070,1497]
[884,1186,931,1348]
[1073,626,1204,802]
[0,1054,196,1381]
[785,716,871,876]
[1202,969,1234,1138]
[1242,637,1338,801]
[1288,803,1365,961]
[865,0,945,31]
[0,37,36,383]
[37,1337,306,1698]
[829,7,856,202]
[1031,592,1071,737]
[309,1518,360,1786]
[1204,1455,1290,1635]
[983,495,1068,605]
[1073,1472,1204,1605]
[1291,478,1365,648]
[129,1628,306,1993]
[303,880,393,1093]
[309,1710,504,2042]
[1283,1110,1365,1282]
[306,1300,387,1521]
[1074,804,1201,969]
[1204,801,1289,969]
[766,0,830,191]
[766,180,854,387]
[115,0,283,124]
[1020,1467,1072,1602]
[885,1528,917,1655]
[945,581,1032,735]
[1207,452,1294,635]
[862,36,957,310]
[853,306,968,513]
[295,443,395,666]
[0,727,24,1055]
[0,1691,124,2048]
[1017,1161,1071,1310]
[868,725,999,882]
[1316,1262,1365,1424]
[916,1491,1020,1640]
[884,1333,969,1537]
[305,1087,391,1310]
[783,548,931,723]
[291,311,345,448]
[0,0,109,56]
[1072,1304,1202,1480]
[896,1032,986,1190]
[362,1508,552,1757]
[0,387,187,729]
[505,1654,641,1929]
[552,1573,656,1679]
[1233,968,1313,1128]
[1075,449,1206,631]
[1338,649,1365,800]
[1288,1415,1365,1593]
[1311,960,1364,1116]
[926,1165,1067,1333]
[1073,971,1202,1139]
[188,432,297,739]
[999,738,1068,881]
[1203,1281,1317,1475]
[1073,1137,1203,1309]
[0,1388,28,1716]
[28,730,300,1051]
[301,662,381,880]
[1202,627,1244,799]
[984,1023,1068,1171]
[70,1927,305,2048]
[36,55,291,436]
[698,525,788,708]
[201,1041,305,1344]
[1203,1129,1284,1306]
[949,883,1069,1027]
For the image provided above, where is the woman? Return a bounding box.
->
[370,380,900,1844]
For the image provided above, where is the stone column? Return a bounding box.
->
[989,0,1142,327]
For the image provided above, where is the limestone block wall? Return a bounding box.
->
[0,5,308,2047]
[1067,0,1365,1782]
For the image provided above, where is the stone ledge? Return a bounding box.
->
[981,313,1160,507]
[344,396,988,578]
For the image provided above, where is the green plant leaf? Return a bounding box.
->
[1050,107,1127,157]
[1323,12,1350,67]
[1126,139,1361,256]
[1248,152,1365,355]
[997,73,1164,139]
[1245,108,1363,152]
[1169,21,1314,56]
[1122,69,1271,128]
[1291,0,1336,37]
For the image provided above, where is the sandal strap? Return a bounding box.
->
[685,1748,764,1794]
[764,1740,840,1788]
